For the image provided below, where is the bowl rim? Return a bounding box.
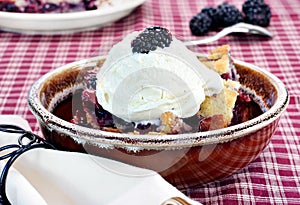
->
[28,56,289,150]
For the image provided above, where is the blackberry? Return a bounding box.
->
[136,122,151,130]
[95,104,115,127]
[201,7,219,30]
[189,12,212,36]
[242,0,271,27]
[217,2,243,27]
[135,122,157,134]
[131,26,172,54]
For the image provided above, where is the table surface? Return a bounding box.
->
[0,0,299,204]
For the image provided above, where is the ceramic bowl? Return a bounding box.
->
[28,56,289,189]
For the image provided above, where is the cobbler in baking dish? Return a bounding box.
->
[52,27,263,134]
[0,0,110,13]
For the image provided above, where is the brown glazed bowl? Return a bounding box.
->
[28,56,289,189]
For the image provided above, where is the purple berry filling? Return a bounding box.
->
[69,70,263,134]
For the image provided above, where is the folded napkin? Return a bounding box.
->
[0,115,201,205]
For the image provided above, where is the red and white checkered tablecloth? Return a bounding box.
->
[0,0,299,204]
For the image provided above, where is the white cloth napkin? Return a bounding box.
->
[0,115,201,205]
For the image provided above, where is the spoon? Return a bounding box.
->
[183,22,273,46]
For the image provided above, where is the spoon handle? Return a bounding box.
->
[184,23,272,46]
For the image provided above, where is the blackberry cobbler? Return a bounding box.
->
[68,27,263,134]
[0,0,110,13]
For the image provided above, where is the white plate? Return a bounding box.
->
[0,0,145,34]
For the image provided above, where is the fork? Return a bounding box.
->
[183,22,273,46]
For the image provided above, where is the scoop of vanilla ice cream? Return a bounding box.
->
[96,31,223,123]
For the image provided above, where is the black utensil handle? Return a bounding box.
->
[0,124,55,205]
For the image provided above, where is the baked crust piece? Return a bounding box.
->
[157,111,192,134]
[198,45,231,75]
[198,45,240,126]
[198,79,240,126]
